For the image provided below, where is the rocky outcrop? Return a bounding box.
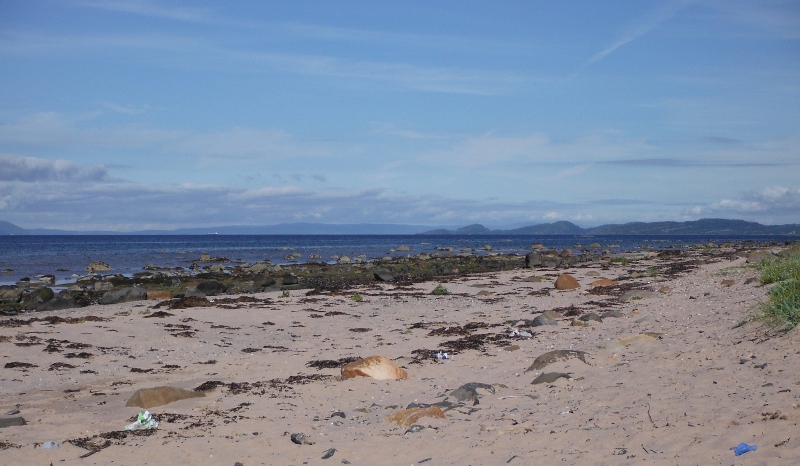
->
[86,261,111,273]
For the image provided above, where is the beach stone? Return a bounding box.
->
[590,278,617,287]
[126,386,206,409]
[449,382,495,404]
[23,287,54,309]
[554,274,580,290]
[531,372,571,385]
[0,416,26,428]
[525,350,588,372]
[502,345,520,352]
[523,276,542,282]
[619,290,658,302]
[101,286,147,305]
[196,280,226,296]
[603,310,624,318]
[0,285,23,304]
[341,356,408,380]
[570,319,587,327]
[373,269,395,282]
[585,271,600,277]
[721,279,735,287]
[86,261,111,273]
[532,315,558,326]
[658,286,671,294]
[38,274,56,285]
[579,312,603,322]
[616,333,662,345]
[38,294,79,312]
[396,245,410,251]
[283,273,299,285]
[525,252,542,268]
[589,243,602,248]
[541,310,561,319]
[290,433,314,445]
[385,406,445,427]
[541,254,562,268]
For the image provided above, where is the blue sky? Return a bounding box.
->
[1,0,798,231]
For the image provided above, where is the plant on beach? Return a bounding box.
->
[351,293,363,302]
[754,249,800,332]
[431,284,450,295]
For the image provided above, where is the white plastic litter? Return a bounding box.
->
[125,410,159,430]
[435,351,449,360]
[39,441,59,449]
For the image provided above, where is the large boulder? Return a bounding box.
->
[373,269,395,282]
[341,356,408,380]
[23,287,54,309]
[38,294,80,312]
[525,252,542,268]
[554,274,580,290]
[195,280,227,296]
[0,285,23,304]
[101,286,147,305]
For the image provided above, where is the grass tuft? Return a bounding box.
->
[431,284,450,295]
[754,247,800,332]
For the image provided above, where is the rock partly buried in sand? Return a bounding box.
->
[126,386,206,409]
[0,416,26,428]
[449,382,495,404]
[385,406,446,427]
[525,350,588,372]
[554,274,580,290]
[341,356,408,380]
[590,278,617,287]
[721,279,735,287]
[531,372,572,385]
[532,315,557,326]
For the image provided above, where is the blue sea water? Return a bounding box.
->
[0,234,792,286]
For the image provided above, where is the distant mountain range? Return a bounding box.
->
[1,218,798,236]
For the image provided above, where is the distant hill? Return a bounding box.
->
[0,221,28,235]
[421,219,799,236]
[25,223,441,235]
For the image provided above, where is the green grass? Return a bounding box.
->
[754,247,800,332]
[431,284,450,295]
[351,293,363,302]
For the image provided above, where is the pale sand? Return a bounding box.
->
[1,251,799,465]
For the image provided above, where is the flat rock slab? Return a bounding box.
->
[0,416,26,428]
[341,355,408,380]
[531,372,572,385]
[385,406,446,427]
[126,386,206,409]
[526,350,588,372]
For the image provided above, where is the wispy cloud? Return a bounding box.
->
[75,0,215,24]
[575,0,695,75]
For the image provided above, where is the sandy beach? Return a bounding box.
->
[1,247,798,465]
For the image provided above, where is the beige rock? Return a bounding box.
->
[146,290,173,301]
[126,386,205,409]
[586,271,600,277]
[341,355,408,380]
[554,274,580,290]
[721,279,735,287]
[385,406,445,427]
[590,278,617,287]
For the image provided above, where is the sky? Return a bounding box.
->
[0,0,798,231]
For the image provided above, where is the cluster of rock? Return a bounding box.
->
[1,241,790,316]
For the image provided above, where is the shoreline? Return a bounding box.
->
[1,241,799,464]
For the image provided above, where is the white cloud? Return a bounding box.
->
[683,186,800,223]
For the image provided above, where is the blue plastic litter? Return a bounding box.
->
[731,442,757,456]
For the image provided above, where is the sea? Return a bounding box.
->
[0,234,794,286]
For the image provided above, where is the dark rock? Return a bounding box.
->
[0,285,23,304]
[290,433,314,445]
[101,286,147,305]
[373,269,395,282]
[38,294,80,312]
[525,252,542,268]
[603,310,624,318]
[282,273,299,286]
[23,287,54,309]
[0,417,26,428]
[321,448,336,459]
[531,372,572,385]
[579,313,603,323]
[449,382,494,404]
[196,280,227,296]
[532,315,558,326]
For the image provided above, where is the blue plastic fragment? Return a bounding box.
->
[731,442,757,456]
